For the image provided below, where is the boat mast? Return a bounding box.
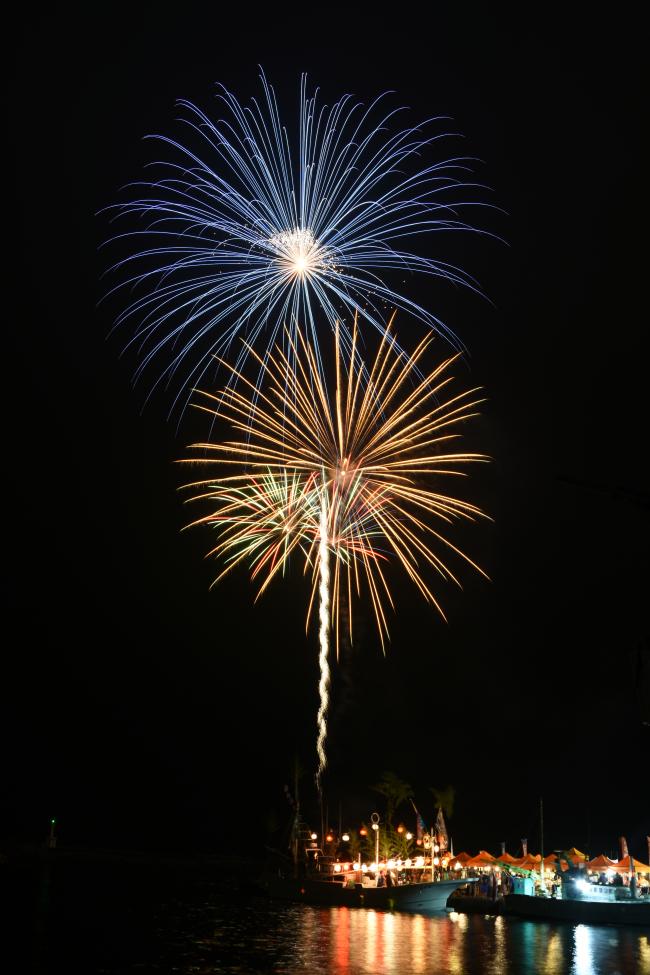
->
[539,796,547,893]
[320,792,325,853]
[292,759,300,877]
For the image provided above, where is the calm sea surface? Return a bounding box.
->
[2,860,649,974]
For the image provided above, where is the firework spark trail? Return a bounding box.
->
[180,320,490,781]
[315,486,331,791]
[102,70,497,416]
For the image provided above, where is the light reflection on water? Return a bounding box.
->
[268,904,649,975]
[574,924,594,975]
[6,864,650,974]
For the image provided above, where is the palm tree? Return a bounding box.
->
[372,771,414,829]
[430,784,455,818]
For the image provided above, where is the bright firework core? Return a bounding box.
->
[267,228,327,279]
[332,458,358,491]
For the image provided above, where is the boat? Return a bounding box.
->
[258,818,474,913]
[505,852,650,927]
[505,890,650,926]
[259,868,472,912]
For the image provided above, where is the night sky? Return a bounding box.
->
[7,8,648,861]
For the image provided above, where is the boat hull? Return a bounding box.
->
[505,893,650,927]
[259,875,471,913]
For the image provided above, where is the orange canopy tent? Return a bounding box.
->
[608,855,650,874]
[467,850,497,868]
[564,847,588,864]
[452,851,473,865]
[587,854,617,871]
[510,855,540,869]
[495,851,518,863]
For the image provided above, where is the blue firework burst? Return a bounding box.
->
[102,70,494,417]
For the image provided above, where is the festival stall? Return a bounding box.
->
[466,850,496,868]
[587,854,617,873]
[510,854,540,870]
[563,847,588,864]
[608,855,650,876]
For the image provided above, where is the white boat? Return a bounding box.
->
[260,817,473,914]
[260,866,473,913]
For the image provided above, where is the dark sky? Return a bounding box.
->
[6,8,648,860]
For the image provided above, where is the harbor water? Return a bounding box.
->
[2,860,649,974]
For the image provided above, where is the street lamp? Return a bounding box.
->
[371,812,380,870]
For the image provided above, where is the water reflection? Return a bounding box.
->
[294,906,650,975]
[7,863,650,975]
[573,924,594,975]
[329,907,483,975]
[640,935,650,971]
[543,929,563,973]
[489,914,506,974]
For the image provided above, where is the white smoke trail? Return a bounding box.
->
[315,486,330,793]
